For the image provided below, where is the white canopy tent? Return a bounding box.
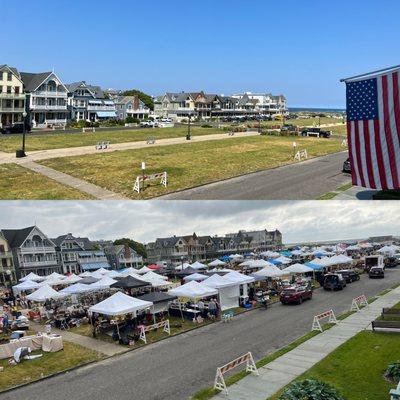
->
[208,259,226,267]
[47,272,65,280]
[168,280,218,299]
[79,271,93,278]
[253,265,284,278]
[175,262,191,271]
[12,280,40,293]
[60,283,93,295]
[27,284,69,302]
[119,267,140,277]
[19,272,46,282]
[63,274,82,284]
[275,256,291,265]
[190,261,207,270]
[41,276,67,287]
[89,292,153,317]
[202,274,240,310]
[223,271,255,299]
[89,276,118,290]
[136,266,152,274]
[142,271,168,281]
[183,273,208,282]
[106,270,121,278]
[378,245,399,255]
[260,250,280,258]
[282,263,313,274]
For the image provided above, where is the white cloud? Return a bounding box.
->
[0,200,399,244]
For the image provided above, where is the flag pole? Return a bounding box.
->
[340,65,400,83]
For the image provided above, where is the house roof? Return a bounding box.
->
[20,72,53,92]
[0,65,21,79]
[66,81,104,98]
[2,226,36,248]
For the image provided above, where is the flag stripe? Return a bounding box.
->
[348,121,359,186]
[392,72,400,144]
[354,120,366,187]
[374,119,388,189]
[368,119,381,188]
[362,120,376,188]
[381,74,399,188]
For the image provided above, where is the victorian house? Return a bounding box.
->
[0,65,26,128]
[0,231,16,285]
[1,226,60,278]
[66,81,117,122]
[104,244,143,270]
[20,71,69,128]
[114,95,150,120]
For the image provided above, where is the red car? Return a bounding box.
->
[280,285,313,305]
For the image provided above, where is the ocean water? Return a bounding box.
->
[289,107,345,113]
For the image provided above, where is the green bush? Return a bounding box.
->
[125,116,139,124]
[386,361,400,383]
[201,124,213,128]
[279,379,345,400]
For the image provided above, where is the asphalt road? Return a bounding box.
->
[159,151,350,200]
[3,268,399,400]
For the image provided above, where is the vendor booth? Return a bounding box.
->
[202,274,240,311]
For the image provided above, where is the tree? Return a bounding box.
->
[113,238,147,259]
[122,89,154,110]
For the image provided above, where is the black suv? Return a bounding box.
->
[369,267,385,279]
[1,122,31,134]
[342,158,351,173]
[300,127,331,138]
[323,273,347,290]
[337,269,360,283]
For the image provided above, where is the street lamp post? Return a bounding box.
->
[16,111,28,158]
[186,114,192,140]
[258,112,262,134]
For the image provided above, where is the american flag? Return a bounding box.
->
[346,68,400,189]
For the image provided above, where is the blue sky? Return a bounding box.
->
[2,0,400,107]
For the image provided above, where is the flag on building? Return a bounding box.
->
[344,66,400,189]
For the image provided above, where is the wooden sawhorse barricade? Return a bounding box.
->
[134,171,167,193]
[139,320,171,344]
[311,309,338,332]
[294,149,308,161]
[350,294,369,312]
[214,352,258,395]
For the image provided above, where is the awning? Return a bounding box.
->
[81,262,111,271]
[96,111,117,118]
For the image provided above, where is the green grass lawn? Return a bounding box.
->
[0,126,223,153]
[269,331,400,400]
[0,163,92,200]
[0,341,103,392]
[40,135,343,199]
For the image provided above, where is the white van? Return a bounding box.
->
[364,255,385,270]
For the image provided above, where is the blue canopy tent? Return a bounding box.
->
[280,251,292,258]
[220,255,231,262]
[268,259,282,265]
[305,262,324,271]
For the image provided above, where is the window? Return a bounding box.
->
[7,72,12,81]
[7,86,11,94]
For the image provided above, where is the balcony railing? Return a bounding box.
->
[0,107,25,113]
[34,91,68,98]
[20,260,57,267]
[0,251,12,259]
[31,104,67,110]
[0,93,26,100]
[20,246,56,254]
[87,105,116,111]
[79,257,108,263]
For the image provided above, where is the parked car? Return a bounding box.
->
[369,266,385,278]
[385,257,399,268]
[280,124,297,134]
[280,285,313,305]
[323,273,346,290]
[336,269,360,283]
[300,127,331,138]
[1,122,31,134]
[342,158,351,173]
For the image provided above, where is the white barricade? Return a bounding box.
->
[350,294,369,312]
[294,149,308,161]
[311,309,338,332]
[139,320,171,344]
[214,352,258,395]
[133,171,167,193]
[341,139,348,147]
[83,127,96,133]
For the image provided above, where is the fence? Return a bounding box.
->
[311,309,338,332]
[139,320,171,344]
[214,352,258,395]
[350,294,368,312]
[294,149,308,161]
[133,171,167,193]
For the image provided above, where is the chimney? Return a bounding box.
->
[124,243,131,259]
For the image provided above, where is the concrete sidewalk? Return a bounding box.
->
[334,185,378,200]
[213,287,400,400]
[30,321,128,357]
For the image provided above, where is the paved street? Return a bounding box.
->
[3,268,399,400]
[159,152,350,200]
